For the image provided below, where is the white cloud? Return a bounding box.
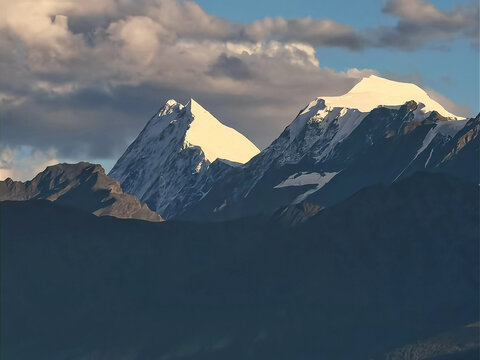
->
[0,0,473,174]
[0,147,59,181]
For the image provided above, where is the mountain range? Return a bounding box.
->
[1,74,478,359]
[3,75,477,222]
[106,74,478,222]
[179,76,477,221]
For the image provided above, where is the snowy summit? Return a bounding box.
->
[109,98,260,219]
[184,99,260,163]
[320,75,463,119]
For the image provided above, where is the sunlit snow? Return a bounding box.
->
[185,99,260,164]
[108,98,260,218]
[319,75,463,119]
[274,171,339,203]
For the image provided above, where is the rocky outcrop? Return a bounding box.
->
[0,162,163,222]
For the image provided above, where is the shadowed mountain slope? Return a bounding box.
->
[0,162,163,222]
[2,172,478,360]
[181,103,478,222]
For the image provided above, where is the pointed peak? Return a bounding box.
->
[182,98,260,163]
[186,98,207,114]
[165,99,178,106]
[158,99,183,117]
[185,99,221,126]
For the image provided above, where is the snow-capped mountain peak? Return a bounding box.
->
[109,98,260,219]
[321,75,463,119]
[279,75,464,160]
[179,76,475,221]
[184,98,260,163]
[159,99,183,116]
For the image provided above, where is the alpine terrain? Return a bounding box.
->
[2,0,478,359]
[1,74,478,360]
[109,99,260,219]
[181,75,478,221]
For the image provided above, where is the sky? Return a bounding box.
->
[0,0,478,180]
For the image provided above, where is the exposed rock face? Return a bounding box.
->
[181,101,477,221]
[433,114,480,181]
[104,76,476,222]
[0,162,163,222]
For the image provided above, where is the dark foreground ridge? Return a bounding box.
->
[2,172,478,360]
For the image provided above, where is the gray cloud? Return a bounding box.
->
[241,17,363,50]
[0,0,475,179]
[372,0,480,49]
[208,54,254,80]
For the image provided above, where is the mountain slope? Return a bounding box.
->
[384,323,479,360]
[0,162,163,222]
[109,98,260,219]
[306,110,476,207]
[2,172,478,360]
[180,76,476,221]
[434,114,480,181]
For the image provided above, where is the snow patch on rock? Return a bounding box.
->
[275,171,339,204]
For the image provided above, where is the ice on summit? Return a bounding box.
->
[184,99,260,164]
[319,75,463,119]
[109,98,260,219]
[284,75,464,152]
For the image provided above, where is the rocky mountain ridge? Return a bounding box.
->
[108,98,259,219]
[0,162,163,222]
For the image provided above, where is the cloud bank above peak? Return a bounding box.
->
[0,0,477,180]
